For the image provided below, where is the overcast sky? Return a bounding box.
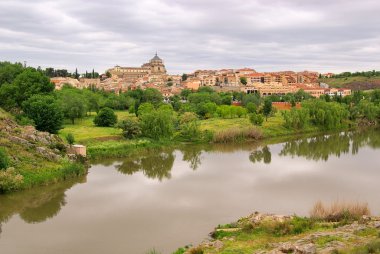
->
[1,0,379,74]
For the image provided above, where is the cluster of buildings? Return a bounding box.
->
[51,54,351,98]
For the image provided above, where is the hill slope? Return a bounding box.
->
[0,108,86,193]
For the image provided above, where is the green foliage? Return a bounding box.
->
[180,89,192,98]
[8,68,54,106]
[0,147,9,170]
[141,88,163,107]
[57,87,88,124]
[357,100,379,121]
[303,100,349,130]
[118,118,141,139]
[0,167,24,193]
[246,102,257,113]
[94,107,118,127]
[179,112,201,141]
[196,102,217,118]
[137,102,155,116]
[181,73,188,81]
[242,93,261,106]
[22,94,64,134]
[249,113,264,126]
[263,99,273,120]
[65,133,75,145]
[0,61,24,87]
[240,76,248,85]
[282,108,310,129]
[140,107,175,140]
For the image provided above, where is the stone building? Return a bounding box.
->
[107,53,168,85]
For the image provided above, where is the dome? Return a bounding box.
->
[151,53,162,62]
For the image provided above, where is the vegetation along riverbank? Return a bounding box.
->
[170,202,380,254]
[0,62,380,193]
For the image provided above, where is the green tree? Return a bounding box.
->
[22,95,64,134]
[0,68,54,108]
[179,112,201,141]
[140,107,175,140]
[181,73,188,81]
[65,133,75,145]
[137,102,154,116]
[180,89,192,99]
[118,118,141,139]
[0,62,24,87]
[240,77,247,85]
[246,102,257,113]
[263,99,273,121]
[94,107,118,127]
[58,90,87,124]
[142,88,163,107]
[249,113,264,126]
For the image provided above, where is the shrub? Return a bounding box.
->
[118,118,141,139]
[0,167,24,193]
[189,247,204,254]
[249,113,264,126]
[246,102,257,113]
[179,112,201,141]
[94,107,118,127]
[0,148,9,170]
[281,108,310,129]
[310,201,370,222]
[213,127,262,143]
[140,108,175,140]
[65,133,75,145]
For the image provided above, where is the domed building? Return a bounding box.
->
[107,53,168,86]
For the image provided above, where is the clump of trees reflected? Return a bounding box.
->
[279,129,380,161]
[0,176,86,237]
[116,149,175,181]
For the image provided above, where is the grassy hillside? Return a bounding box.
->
[319,76,380,89]
[0,108,86,193]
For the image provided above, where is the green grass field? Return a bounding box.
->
[319,76,380,88]
[59,111,134,143]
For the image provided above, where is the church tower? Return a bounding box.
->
[149,53,167,74]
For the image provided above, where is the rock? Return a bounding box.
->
[296,243,316,254]
[213,240,224,250]
[9,136,33,147]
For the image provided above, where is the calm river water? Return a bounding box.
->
[0,129,379,254]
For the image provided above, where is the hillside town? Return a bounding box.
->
[50,54,351,99]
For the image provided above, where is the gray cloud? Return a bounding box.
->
[0,0,379,74]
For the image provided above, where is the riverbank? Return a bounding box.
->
[0,109,87,193]
[58,111,336,159]
[176,205,380,254]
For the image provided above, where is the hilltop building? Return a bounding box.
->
[107,53,168,86]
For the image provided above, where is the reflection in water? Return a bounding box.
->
[279,129,380,161]
[0,176,86,236]
[116,149,175,181]
[249,146,271,164]
[0,129,379,254]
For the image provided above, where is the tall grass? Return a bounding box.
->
[310,200,370,222]
[212,127,262,143]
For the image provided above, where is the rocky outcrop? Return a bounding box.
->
[190,212,380,254]
[0,116,67,162]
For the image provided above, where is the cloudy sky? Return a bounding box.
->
[1,0,379,74]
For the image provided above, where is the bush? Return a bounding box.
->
[0,167,24,193]
[179,112,201,141]
[281,108,310,129]
[118,118,141,139]
[213,127,262,143]
[0,148,9,170]
[140,108,175,140]
[249,113,264,126]
[94,107,118,127]
[310,201,370,222]
[65,133,75,145]
[189,247,204,254]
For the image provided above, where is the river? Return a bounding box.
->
[0,129,379,254]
